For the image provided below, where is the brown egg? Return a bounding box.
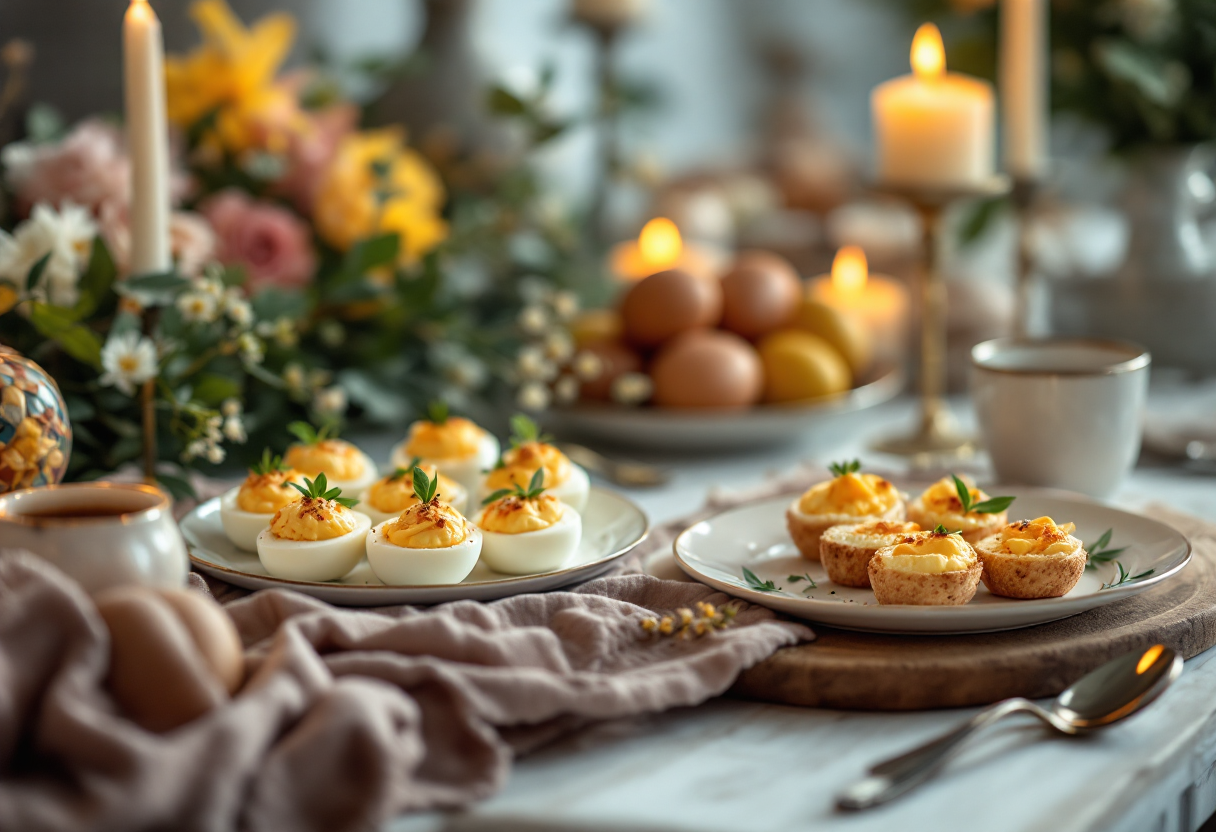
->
[577,340,644,401]
[620,269,722,348]
[719,250,802,339]
[650,330,763,408]
[95,586,244,733]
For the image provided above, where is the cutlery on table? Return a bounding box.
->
[837,644,1182,811]
[558,443,671,488]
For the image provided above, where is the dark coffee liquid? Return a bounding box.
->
[19,504,139,519]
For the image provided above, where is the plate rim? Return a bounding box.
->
[184,486,650,592]
[672,488,1192,628]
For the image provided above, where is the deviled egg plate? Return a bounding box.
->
[285,429,377,500]
[365,470,482,585]
[482,441,590,513]
[361,463,469,525]
[390,412,499,496]
[220,451,306,552]
[477,491,582,575]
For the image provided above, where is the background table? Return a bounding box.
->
[384,393,1216,832]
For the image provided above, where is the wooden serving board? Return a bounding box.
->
[731,507,1216,711]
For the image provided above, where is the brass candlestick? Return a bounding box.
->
[1011,177,1040,337]
[872,177,1011,459]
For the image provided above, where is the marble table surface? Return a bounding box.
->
[384,392,1216,832]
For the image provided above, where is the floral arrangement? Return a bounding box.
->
[0,0,602,493]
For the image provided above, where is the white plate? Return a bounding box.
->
[541,366,903,451]
[674,486,1191,634]
[183,487,648,606]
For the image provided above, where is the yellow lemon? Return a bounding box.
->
[793,299,872,376]
[757,329,851,403]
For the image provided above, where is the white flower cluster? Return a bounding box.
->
[0,202,96,307]
[512,280,585,412]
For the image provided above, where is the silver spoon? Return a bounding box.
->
[557,443,671,488]
[837,644,1182,811]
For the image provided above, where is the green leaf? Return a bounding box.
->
[287,421,318,445]
[24,252,52,294]
[487,86,527,116]
[250,448,289,476]
[1091,529,1113,553]
[482,488,515,506]
[958,196,1006,247]
[412,466,438,504]
[73,237,118,319]
[742,566,779,593]
[192,373,241,406]
[525,466,546,499]
[25,103,65,142]
[828,459,861,478]
[952,474,974,514]
[427,400,449,424]
[970,495,1016,515]
[124,271,190,296]
[28,303,103,369]
[251,288,309,321]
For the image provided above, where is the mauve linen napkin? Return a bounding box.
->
[0,499,812,832]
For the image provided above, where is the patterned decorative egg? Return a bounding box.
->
[0,346,72,493]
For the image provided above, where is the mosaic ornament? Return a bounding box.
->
[0,346,72,493]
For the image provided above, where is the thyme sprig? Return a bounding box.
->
[787,573,818,594]
[1100,561,1155,590]
[829,459,861,477]
[287,419,338,445]
[951,474,1015,515]
[509,413,554,448]
[482,467,546,505]
[1085,528,1128,570]
[742,566,779,593]
[250,448,289,476]
[290,473,358,509]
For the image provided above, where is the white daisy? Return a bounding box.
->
[516,382,551,412]
[177,291,219,323]
[0,201,96,307]
[313,385,347,417]
[99,331,157,396]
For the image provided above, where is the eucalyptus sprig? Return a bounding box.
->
[411,466,439,504]
[509,413,554,448]
[287,420,338,446]
[787,573,818,594]
[742,566,779,593]
[290,473,358,508]
[426,401,449,425]
[1100,562,1155,590]
[482,467,546,506]
[829,460,861,477]
[250,448,290,476]
[951,475,1015,515]
[1084,529,1128,571]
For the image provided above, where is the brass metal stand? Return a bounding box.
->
[871,177,1011,460]
[1011,177,1040,337]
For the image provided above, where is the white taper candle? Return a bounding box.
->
[124,0,172,275]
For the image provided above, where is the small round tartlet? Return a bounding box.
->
[390,414,499,497]
[820,520,921,588]
[481,441,590,513]
[285,436,377,500]
[786,469,904,561]
[256,485,371,582]
[360,464,469,526]
[975,516,1087,599]
[219,457,306,552]
[868,529,983,606]
[907,476,1008,544]
[477,492,582,575]
[365,499,482,586]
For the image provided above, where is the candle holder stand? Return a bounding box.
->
[1011,177,1041,337]
[871,177,1011,460]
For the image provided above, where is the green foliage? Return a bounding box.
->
[742,566,779,593]
[250,448,289,476]
[290,472,359,508]
[829,459,861,477]
[951,474,1016,515]
[482,466,546,506]
[411,466,440,504]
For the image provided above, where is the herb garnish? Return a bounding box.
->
[932,523,963,536]
[250,448,289,476]
[829,460,861,477]
[287,420,338,445]
[411,466,439,504]
[1084,528,1128,570]
[427,401,449,425]
[742,566,779,593]
[389,458,423,482]
[951,474,1015,515]
[290,473,358,508]
[787,573,818,593]
[482,467,546,506]
[1100,561,1155,590]
[510,413,553,448]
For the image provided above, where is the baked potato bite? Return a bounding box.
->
[820,520,921,588]
[786,460,905,561]
[907,475,1014,544]
[868,528,982,606]
[976,516,1087,599]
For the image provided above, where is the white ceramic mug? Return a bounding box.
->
[0,482,188,594]
[970,338,1150,499]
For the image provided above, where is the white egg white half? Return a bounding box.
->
[365,520,483,585]
[219,486,276,552]
[477,504,582,576]
[390,431,500,497]
[360,480,469,526]
[479,463,590,515]
[256,511,372,582]
[313,448,378,500]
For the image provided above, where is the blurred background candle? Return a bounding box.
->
[123,0,171,275]
[808,245,909,366]
[1001,0,1048,179]
[609,216,723,281]
[871,23,995,189]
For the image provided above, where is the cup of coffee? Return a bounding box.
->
[970,338,1150,499]
[0,482,188,594]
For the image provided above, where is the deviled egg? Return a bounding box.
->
[479,414,589,512]
[477,469,582,575]
[256,474,371,582]
[284,421,377,499]
[361,461,469,525]
[390,402,498,496]
[220,449,307,552]
[365,467,482,585]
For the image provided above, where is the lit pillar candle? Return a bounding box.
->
[124,0,172,275]
[872,23,995,189]
[1001,0,1047,179]
[608,217,723,281]
[808,246,909,366]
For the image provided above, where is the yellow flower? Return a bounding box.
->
[0,284,18,316]
[314,129,448,266]
[165,0,303,154]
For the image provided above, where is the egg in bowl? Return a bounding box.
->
[786,460,904,560]
[975,516,1087,599]
[256,474,372,582]
[868,527,984,606]
[220,449,307,552]
[284,421,377,499]
[389,403,499,497]
[477,468,582,575]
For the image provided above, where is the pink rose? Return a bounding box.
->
[278,103,359,216]
[200,189,315,292]
[2,120,130,214]
[99,204,216,278]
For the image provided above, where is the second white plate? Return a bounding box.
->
[674,486,1190,634]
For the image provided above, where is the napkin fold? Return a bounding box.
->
[0,549,811,832]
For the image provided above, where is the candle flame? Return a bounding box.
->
[911,23,946,79]
[1136,644,1165,675]
[638,217,683,268]
[831,245,868,297]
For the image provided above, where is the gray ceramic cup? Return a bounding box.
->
[970,338,1151,499]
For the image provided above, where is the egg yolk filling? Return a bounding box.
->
[920,477,992,517]
[383,500,470,549]
[997,516,1078,555]
[366,466,459,513]
[884,532,976,574]
[270,498,359,541]
[237,469,304,514]
[851,520,920,539]
[798,472,899,517]
[285,440,367,481]
[480,494,564,534]
[405,417,484,460]
[484,442,572,491]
